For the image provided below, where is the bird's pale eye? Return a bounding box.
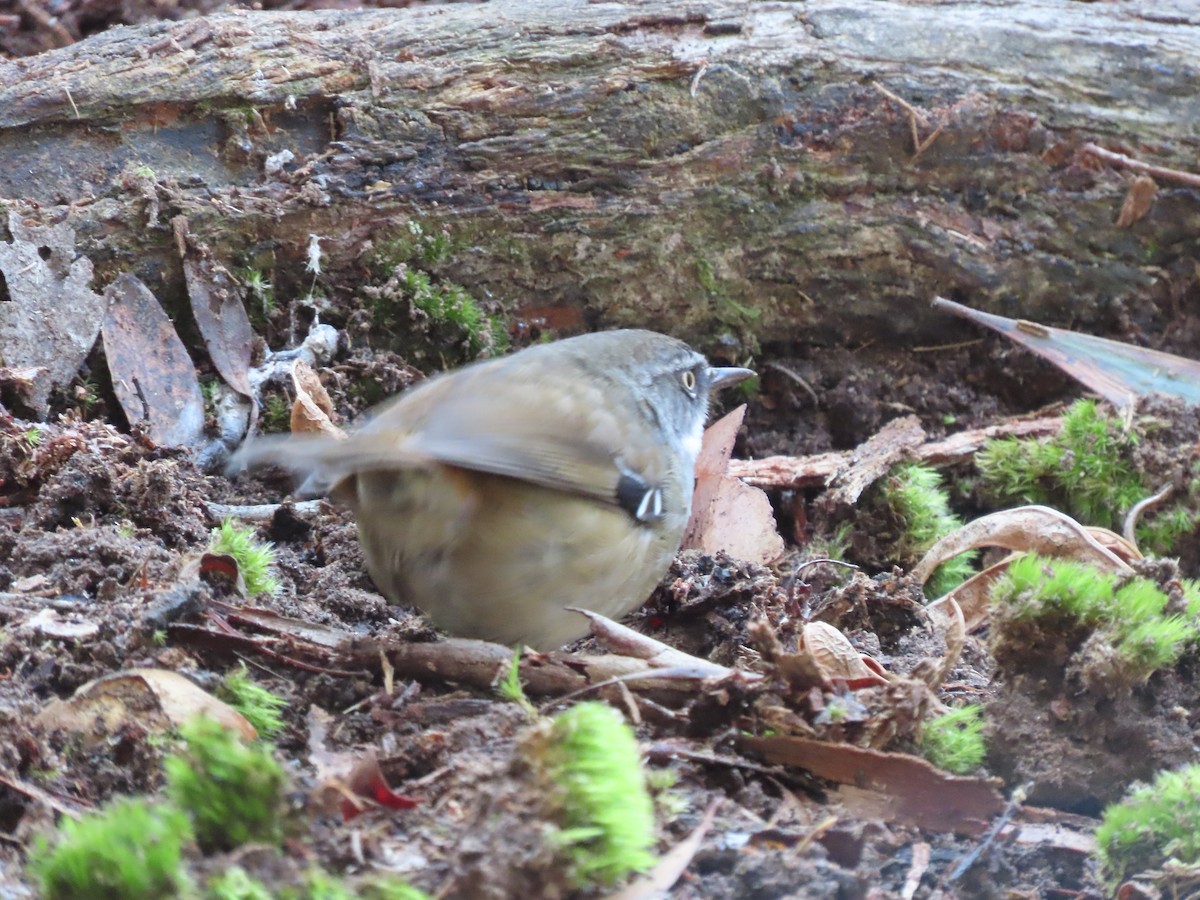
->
[680,369,697,392]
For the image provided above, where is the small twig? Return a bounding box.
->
[946,785,1027,881]
[1082,143,1200,188]
[15,0,75,46]
[0,771,89,819]
[911,339,984,353]
[902,842,932,900]
[203,499,325,523]
[643,741,788,777]
[794,558,859,575]
[1123,483,1174,548]
[571,607,744,678]
[764,362,819,407]
[539,665,746,713]
[63,87,80,120]
[873,82,944,160]
[911,123,945,162]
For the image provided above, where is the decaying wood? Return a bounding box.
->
[729,415,1062,490]
[822,414,925,508]
[1,0,1197,347]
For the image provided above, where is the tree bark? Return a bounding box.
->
[2,0,1197,349]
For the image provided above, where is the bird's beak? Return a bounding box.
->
[707,366,756,391]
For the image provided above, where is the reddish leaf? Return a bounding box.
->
[934,296,1200,406]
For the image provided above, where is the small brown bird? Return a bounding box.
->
[231,329,753,650]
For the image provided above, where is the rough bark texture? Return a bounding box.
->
[2,0,1198,350]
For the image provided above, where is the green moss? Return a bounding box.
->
[977,400,1197,552]
[239,268,276,323]
[401,267,508,356]
[207,866,273,900]
[883,462,975,596]
[368,221,509,360]
[218,664,288,738]
[207,865,430,900]
[1096,765,1200,886]
[496,647,536,716]
[989,555,1199,686]
[261,392,292,434]
[694,254,761,330]
[377,219,464,269]
[920,705,985,774]
[540,703,656,886]
[209,518,281,597]
[30,797,192,900]
[165,716,287,853]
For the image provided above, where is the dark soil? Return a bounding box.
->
[8,324,1194,898]
[4,6,1200,899]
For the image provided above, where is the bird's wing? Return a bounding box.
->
[230,367,664,513]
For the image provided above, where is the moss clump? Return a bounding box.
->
[207,866,273,900]
[495,647,536,717]
[165,716,287,853]
[400,267,508,357]
[1095,765,1200,886]
[976,399,1197,552]
[882,462,975,596]
[206,865,431,900]
[988,555,1200,689]
[209,518,281,597]
[369,220,508,359]
[218,664,288,739]
[261,392,292,434]
[29,797,192,900]
[919,705,985,774]
[534,702,657,887]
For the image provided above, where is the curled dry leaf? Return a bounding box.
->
[927,598,965,689]
[305,706,418,821]
[0,213,106,415]
[1086,525,1142,564]
[804,621,888,686]
[34,669,256,742]
[178,551,248,597]
[290,359,345,438]
[1115,174,1157,228]
[912,505,1132,587]
[928,556,1016,632]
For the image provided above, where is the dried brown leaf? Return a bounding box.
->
[1115,175,1157,228]
[682,405,745,548]
[912,505,1132,586]
[740,734,1005,835]
[182,251,254,402]
[102,274,205,448]
[34,669,256,742]
[927,556,1017,632]
[290,359,344,438]
[933,296,1200,407]
[684,405,784,564]
[804,622,887,685]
